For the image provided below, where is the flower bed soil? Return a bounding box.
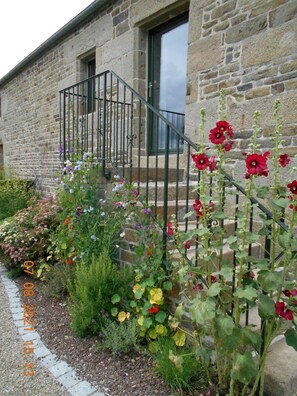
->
[14,275,175,396]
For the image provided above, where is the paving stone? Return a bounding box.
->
[58,370,82,389]
[14,319,25,328]
[41,353,59,369]
[11,307,24,314]
[49,360,73,378]
[34,345,51,358]
[68,380,98,396]
[22,331,40,342]
[12,312,24,321]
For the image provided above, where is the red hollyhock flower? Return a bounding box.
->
[245,152,269,177]
[209,155,216,172]
[193,283,203,292]
[193,199,215,218]
[288,180,297,195]
[224,140,233,152]
[193,199,204,218]
[292,289,297,296]
[279,154,290,168]
[289,196,297,211]
[185,240,191,250]
[206,275,217,285]
[209,128,226,145]
[216,120,234,138]
[192,153,210,170]
[167,221,174,236]
[243,271,255,280]
[283,289,291,297]
[275,302,294,320]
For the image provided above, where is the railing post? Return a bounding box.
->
[102,72,107,177]
[162,124,170,269]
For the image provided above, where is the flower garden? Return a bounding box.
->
[0,98,296,395]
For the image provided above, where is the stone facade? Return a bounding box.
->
[0,0,296,192]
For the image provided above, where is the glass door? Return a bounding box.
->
[148,14,188,153]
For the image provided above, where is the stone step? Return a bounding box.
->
[130,167,184,183]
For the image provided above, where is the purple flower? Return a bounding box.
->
[135,223,142,230]
[76,206,83,218]
[143,208,151,214]
[58,145,64,154]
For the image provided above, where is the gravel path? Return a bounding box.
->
[0,265,103,396]
[0,267,68,395]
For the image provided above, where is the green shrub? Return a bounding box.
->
[67,249,131,337]
[6,267,23,279]
[153,337,209,395]
[0,195,60,270]
[39,262,74,299]
[0,178,36,221]
[100,317,139,356]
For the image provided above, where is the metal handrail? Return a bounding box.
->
[60,70,289,317]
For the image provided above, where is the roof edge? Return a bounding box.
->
[0,0,110,87]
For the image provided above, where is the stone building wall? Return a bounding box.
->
[0,0,296,192]
[186,0,297,179]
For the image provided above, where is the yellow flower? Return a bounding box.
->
[173,331,186,347]
[149,288,163,305]
[137,315,144,326]
[155,324,167,336]
[118,311,128,322]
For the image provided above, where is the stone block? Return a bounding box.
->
[251,0,287,18]
[58,370,82,390]
[41,353,59,369]
[271,83,285,94]
[264,338,297,396]
[245,86,270,100]
[188,34,222,73]
[286,79,297,91]
[49,361,73,378]
[269,1,297,28]
[211,0,236,20]
[34,345,51,358]
[243,20,297,67]
[225,14,267,44]
[68,380,98,396]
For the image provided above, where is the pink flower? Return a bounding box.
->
[209,156,216,172]
[185,240,191,250]
[288,180,297,195]
[224,140,233,152]
[279,154,290,168]
[275,302,294,320]
[167,221,174,236]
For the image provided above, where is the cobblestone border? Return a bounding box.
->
[0,268,105,396]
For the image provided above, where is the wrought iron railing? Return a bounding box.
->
[60,70,289,326]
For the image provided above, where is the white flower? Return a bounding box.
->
[101,212,105,217]
[120,231,125,238]
[69,189,74,194]
[114,175,120,179]
[88,206,94,212]
[90,235,97,241]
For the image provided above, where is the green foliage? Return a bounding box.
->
[67,250,131,337]
[49,156,126,266]
[6,266,23,279]
[0,178,36,221]
[153,337,209,394]
[100,317,139,356]
[39,263,74,299]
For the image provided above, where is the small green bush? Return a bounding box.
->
[39,263,74,299]
[67,249,131,337]
[153,337,209,395]
[100,317,139,356]
[0,178,36,221]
